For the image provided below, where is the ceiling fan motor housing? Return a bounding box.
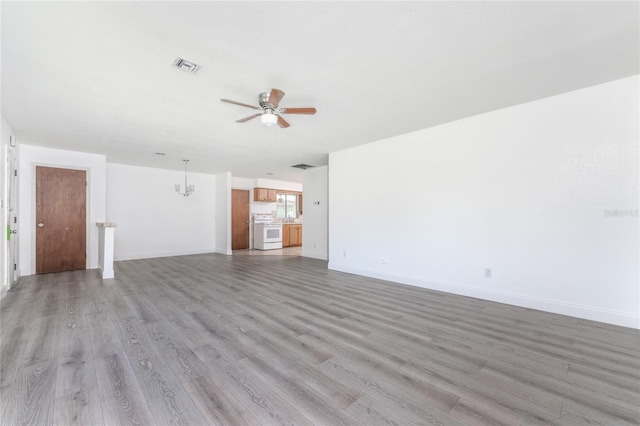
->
[259,91,275,110]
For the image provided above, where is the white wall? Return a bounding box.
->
[18,145,106,275]
[329,76,639,328]
[1,117,8,293]
[302,166,328,260]
[216,172,232,255]
[106,163,215,260]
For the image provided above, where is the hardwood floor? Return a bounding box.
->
[1,253,638,425]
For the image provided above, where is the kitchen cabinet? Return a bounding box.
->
[283,224,302,247]
[282,224,289,247]
[253,187,277,202]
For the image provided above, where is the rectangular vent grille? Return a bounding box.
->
[291,164,314,170]
[173,57,199,73]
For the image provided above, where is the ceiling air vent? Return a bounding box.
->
[173,57,200,73]
[291,164,315,170]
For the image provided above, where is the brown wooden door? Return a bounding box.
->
[232,189,250,250]
[36,166,86,274]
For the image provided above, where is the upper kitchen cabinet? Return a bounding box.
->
[254,187,277,202]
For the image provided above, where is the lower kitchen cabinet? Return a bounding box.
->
[282,224,302,247]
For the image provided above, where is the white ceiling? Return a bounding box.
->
[2,1,638,183]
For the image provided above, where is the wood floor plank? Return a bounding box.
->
[85,308,124,358]
[245,329,362,408]
[239,354,358,425]
[122,295,162,324]
[114,316,208,425]
[1,254,638,425]
[2,360,57,426]
[193,342,314,425]
[567,362,640,394]
[482,361,640,424]
[559,399,640,426]
[55,325,98,397]
[0,325,30,388]
[182,375,261,426]
[53,387,104,426]
[21,314,61,367]
[143,319,209,383]
[93,351,155,426]
[400,359,563,424]
[318,355,461,425]
[345,392,465,426]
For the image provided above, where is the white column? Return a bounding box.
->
[96,222,117,279]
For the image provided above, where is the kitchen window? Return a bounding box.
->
[276,193,298,219]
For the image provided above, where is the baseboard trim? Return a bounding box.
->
[301,250,328,261]
[328,263,639,329]
[114,248,216,261]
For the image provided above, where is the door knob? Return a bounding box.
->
[38,223,44,228]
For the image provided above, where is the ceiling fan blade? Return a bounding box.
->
[221,98,260,110]
[279,107,317,115]
[277,116,290,128]
[268,88,285,108]
[236,113,262,123]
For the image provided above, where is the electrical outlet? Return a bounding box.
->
[343,251,347,258]
[313,242,317,248]
[484,268,492,278]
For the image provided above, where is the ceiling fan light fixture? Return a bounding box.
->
[261,112,278,127]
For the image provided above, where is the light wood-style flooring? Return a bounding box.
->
[1,254,639,425]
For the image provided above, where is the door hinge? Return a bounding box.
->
[14,217,17,223]
[14,264,17,271]
[14,170,17,177]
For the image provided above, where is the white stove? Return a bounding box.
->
[253,215,283,250]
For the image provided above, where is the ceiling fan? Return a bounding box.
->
[221,88,316,128]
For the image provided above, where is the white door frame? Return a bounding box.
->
[6,142,19,288]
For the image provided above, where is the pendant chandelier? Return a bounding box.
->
[175,159,195,197]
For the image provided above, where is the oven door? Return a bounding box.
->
[263,224,282,243]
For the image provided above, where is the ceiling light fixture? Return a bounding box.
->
[175,159,195,197]
[261,111,278,127]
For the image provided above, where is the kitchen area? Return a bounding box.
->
[232,184,304,255]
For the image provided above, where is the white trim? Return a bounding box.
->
[114,248,215,262]
[302,251,328,261]
[328,262,640,329]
